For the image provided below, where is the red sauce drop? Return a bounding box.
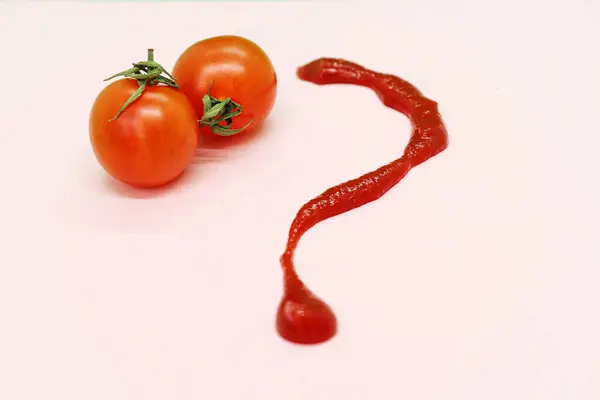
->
[276,255,337,344]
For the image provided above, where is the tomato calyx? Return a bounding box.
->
[198,82,254,136]
[103,48,179,121]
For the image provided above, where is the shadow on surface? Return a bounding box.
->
[194,118,272,157]
[100,119,274,198]
[100,163,205,199]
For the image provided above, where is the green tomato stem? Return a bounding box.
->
[104,48,178,122]
[198,81,254,136]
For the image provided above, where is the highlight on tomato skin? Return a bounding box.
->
[172,35,278,145]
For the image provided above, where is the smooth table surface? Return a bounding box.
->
[0,1,599,399]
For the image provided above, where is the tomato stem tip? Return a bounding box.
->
[104,48,179,122]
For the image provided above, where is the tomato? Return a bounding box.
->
[172,35,277,144]
[89,78,199,188]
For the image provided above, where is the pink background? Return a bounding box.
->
[0,1,599,399]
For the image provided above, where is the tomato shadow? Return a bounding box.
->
[194,118,272,158]
[100,162,207,199]
[100,119,273,198]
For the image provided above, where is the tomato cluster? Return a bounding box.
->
[89,35,277,188]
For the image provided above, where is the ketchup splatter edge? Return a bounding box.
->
[276,58,449,345]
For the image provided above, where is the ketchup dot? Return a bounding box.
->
[276,281,337,345]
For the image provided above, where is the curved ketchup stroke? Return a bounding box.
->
[276,58,449,345]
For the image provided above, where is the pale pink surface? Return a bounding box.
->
[0,1,599,399]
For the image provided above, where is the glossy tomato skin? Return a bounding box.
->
[89,79,199,188]
[172,35,277,140]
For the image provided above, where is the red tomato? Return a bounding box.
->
[172,35,277,144]
[89,79,199,188]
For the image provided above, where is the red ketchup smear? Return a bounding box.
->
[276,58,449,345]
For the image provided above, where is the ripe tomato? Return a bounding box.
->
[89,79,199,188]
[172,35,277,143]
